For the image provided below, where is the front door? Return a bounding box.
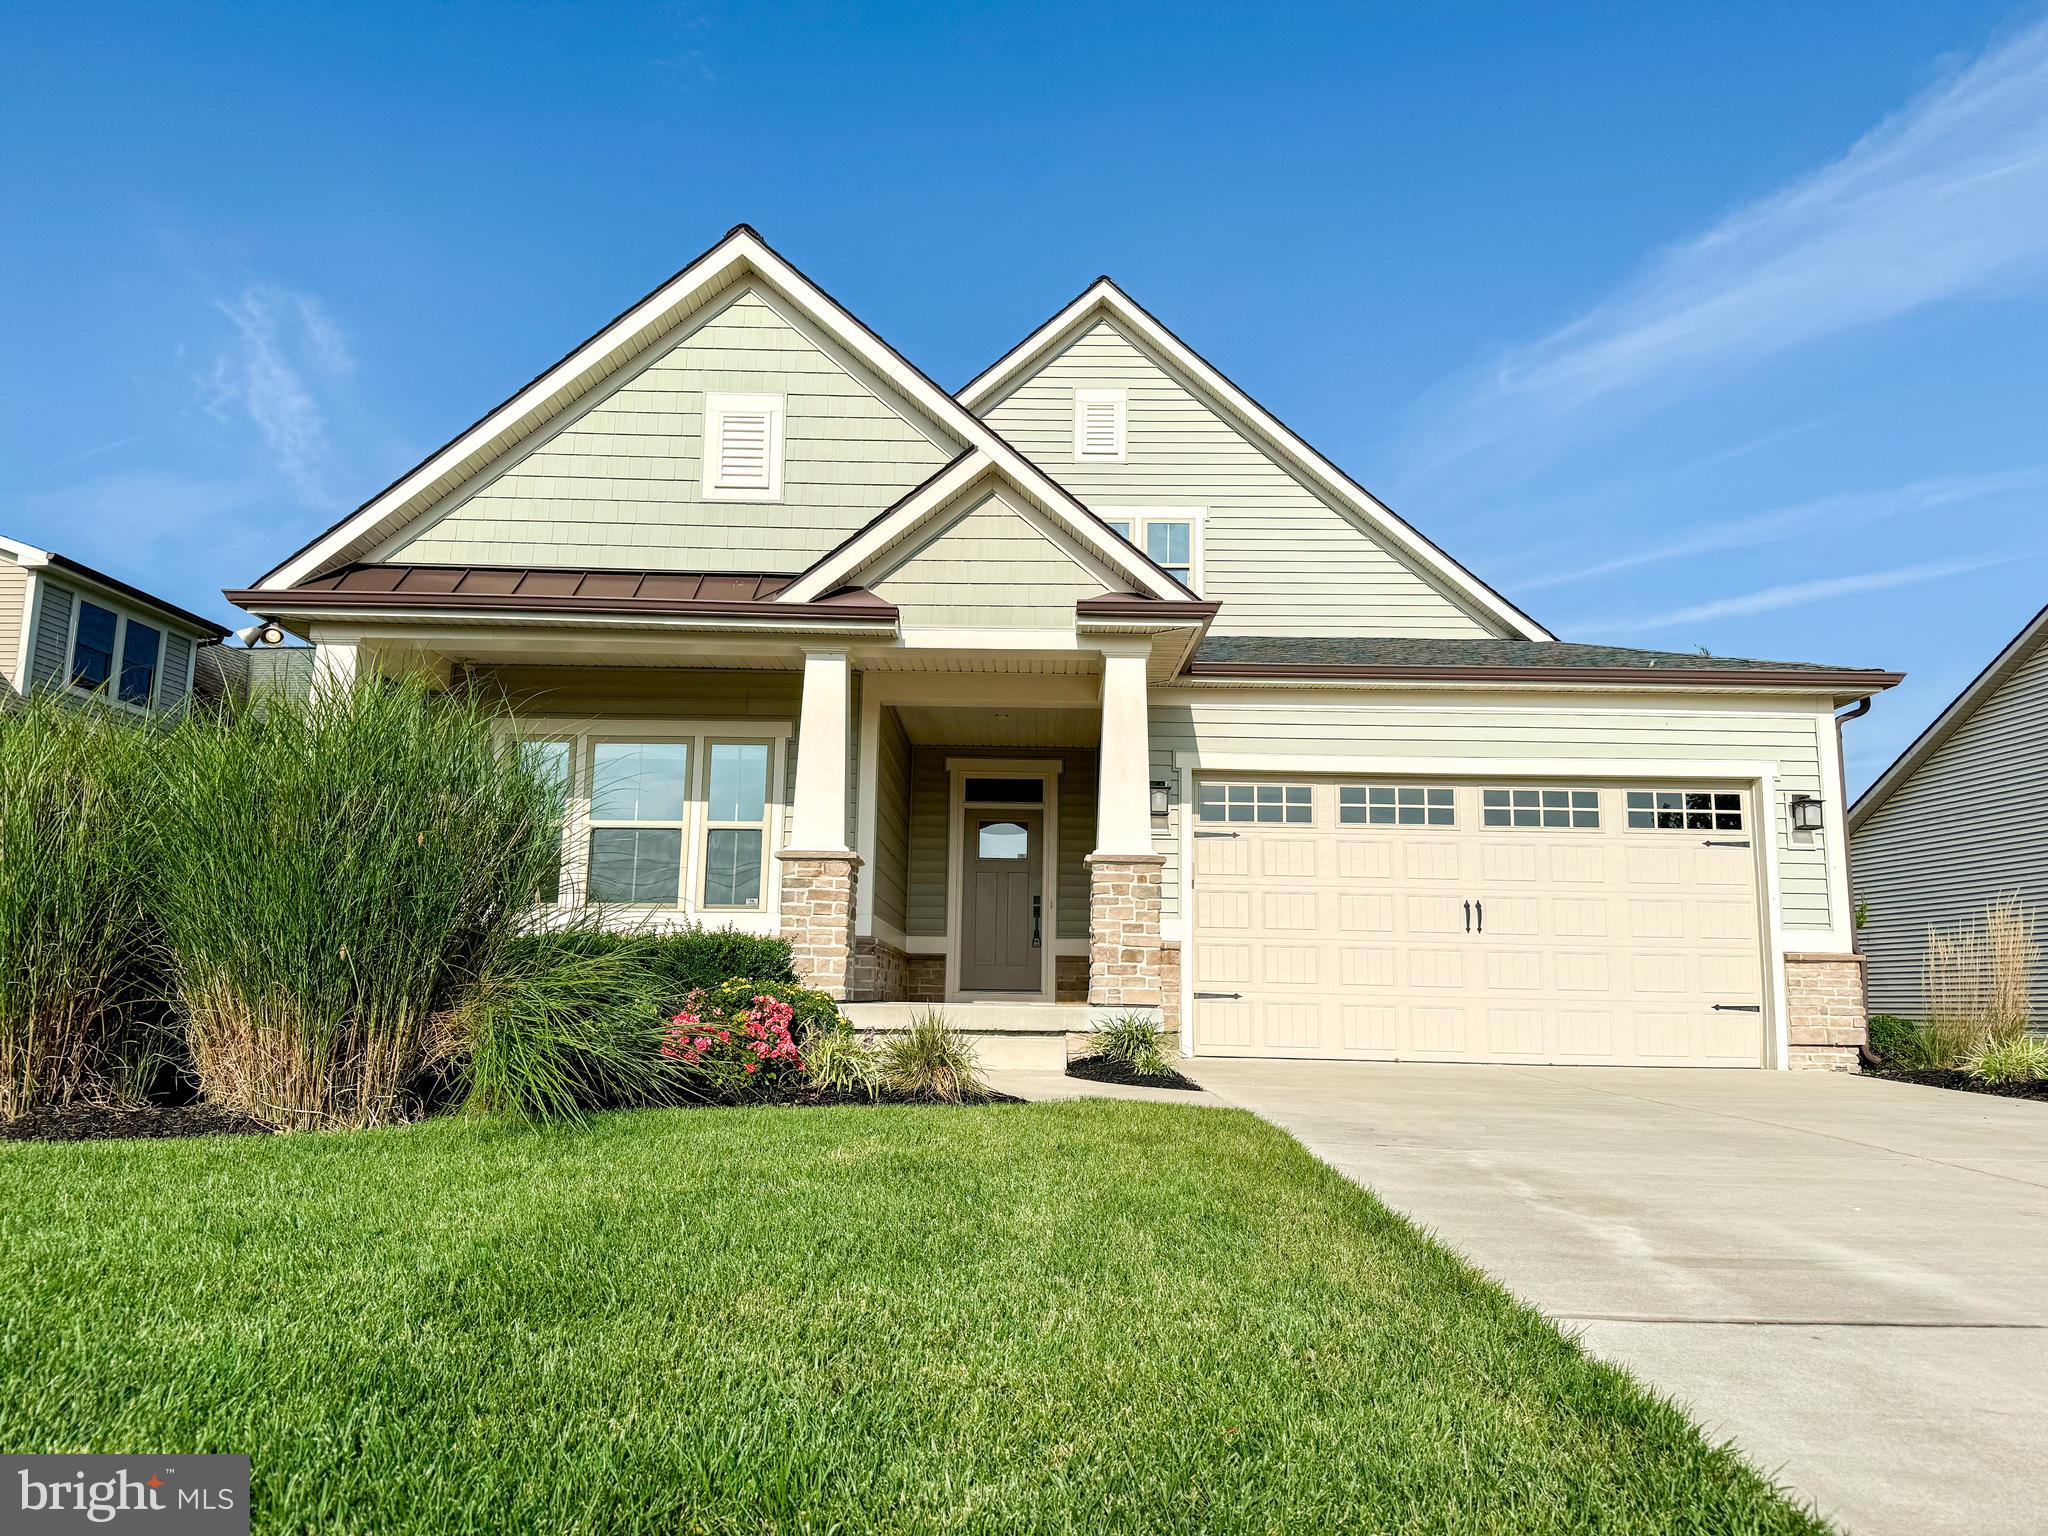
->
[960,809,1043,992]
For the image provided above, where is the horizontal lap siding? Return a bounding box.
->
[158,633,193,712]
[874,708,911,932]
[0,561,25,689]
[872,490,1103,628]
[1150,690,1833,931]
[392,287,952,571]
[29,583,72,690]
[982,320,1499,639]
[1851,639,2048,1020]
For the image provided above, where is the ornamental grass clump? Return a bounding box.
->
[1966,1033,2048,1085]
[880,1010,987,1103]
[799,1016,882,1099]
[1921,897,2038,1068]
[1090,1012,1180,1078]
[146,680,563,1129]
[0,693,159,1118]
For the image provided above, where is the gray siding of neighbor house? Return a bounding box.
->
[903,746,1095,942]
[29,582,73,690]
[979,317,1504,639]
[0,559,26,690]
[159,632,193,712]
[387,285,956,573]
[1851,635,2048,1021]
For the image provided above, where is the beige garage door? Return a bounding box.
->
[1189,779,1767,1067]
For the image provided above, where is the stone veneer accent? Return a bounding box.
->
[776,851,861,1000]
[847,936,909,1004]
[1784,951,1867,1072]
[1159,942,1181,1034]
[1085,852,1166,1008]
[904,953,945,1002]
[1055,954,1090,1004]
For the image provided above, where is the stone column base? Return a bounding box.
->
[1785,951,1867,1072]
[847,936,908,1003]
[1086,852,1166,1009]
[776,850,861,1000]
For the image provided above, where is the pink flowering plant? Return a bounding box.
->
[659,978,812,1098]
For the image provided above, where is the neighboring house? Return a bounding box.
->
[227,225,1900,1072]
[0,533,228,712]
[1850,602,2048,1022]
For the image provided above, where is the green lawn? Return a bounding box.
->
[0,1101,1824,1535]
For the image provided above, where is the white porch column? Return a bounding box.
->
[789,647,853,851]
[1094,644,1153,855]
[308,637,361,698]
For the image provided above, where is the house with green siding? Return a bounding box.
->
[1,533,228,713]
[228,225,1900,1073]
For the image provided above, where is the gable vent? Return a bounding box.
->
[1074,388,1127,462]
[703,392,784,500]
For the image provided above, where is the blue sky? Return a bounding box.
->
[6,1,2047,790]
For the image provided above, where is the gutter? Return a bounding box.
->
[1184,661,1906,692]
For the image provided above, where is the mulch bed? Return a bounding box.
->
[1868,1068,2048,1102]
[1066,1054,1203,1092]
[0,1103,276,1144]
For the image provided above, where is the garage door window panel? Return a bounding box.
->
[1482,788,1600,829]
[1198,783,1313,824]
[1627,789,1743,832]
[1341,785,1454,827]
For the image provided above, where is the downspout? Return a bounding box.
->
[1835,695,1880,1068]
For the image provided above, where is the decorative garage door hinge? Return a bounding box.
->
[1194,991,1242,1000]
[1194,830,1240,839]
[1712,1003,1762,1012]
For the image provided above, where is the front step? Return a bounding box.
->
[840,1001,1090,1072]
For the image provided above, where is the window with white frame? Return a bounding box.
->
[1482,787,1601,829]
[586,740,691,905]
[702,740,770,908]
[509,724,784,913]
[702,392,785,500]
[1341,785,1454,826]
[1073,388,1126,462]
[1100,509,1202,591]
[68,597,167,709]
[1198,782,1313,824]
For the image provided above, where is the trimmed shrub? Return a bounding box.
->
[0,694,160,1117]
[1966,1033,2048,1085]
[1089,1013,1179,1078]
[880,1010,987,1103]
[1866,1015,1927,1069]
[435,935,674,1123]
[145,680,562,1129]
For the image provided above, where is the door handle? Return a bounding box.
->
[1031,895,1042,948]
[1463,900,1472,933]
[1475,900,1483,934]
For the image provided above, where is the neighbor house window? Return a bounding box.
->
[1198,782,1313,824]
[702,740,769,908]
[1627,789,1743,832]
[586,740,690,905]
[702,392,785,501]
[1482,788,1601,829]
[1342,785,1454,826]
[1100,508,1202,591]
[1073,388,1126,461]
[117,620,162,707]
[69,600,118,693]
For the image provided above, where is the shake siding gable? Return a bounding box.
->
[388,287,955,572]
[1851,634,2048,1019]
[980,318,1501,640]
[870,489,1107,629]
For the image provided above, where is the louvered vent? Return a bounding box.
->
[717,410,772,489]
[1073,389,1126,460]
[702,393,783,499]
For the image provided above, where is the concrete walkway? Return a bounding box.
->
[1187,1060,2048,1536]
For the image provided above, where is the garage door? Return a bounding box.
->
[1189,779,1767,1067]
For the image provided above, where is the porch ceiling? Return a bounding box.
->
[893,704,1100,748]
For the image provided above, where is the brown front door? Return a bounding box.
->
[961,810,1043,992]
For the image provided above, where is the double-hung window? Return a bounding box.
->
[702,740,770,908]
[520,739,572,905]
[1100,508,1202,592]
[586,740,690,905]
[69,598,167,709]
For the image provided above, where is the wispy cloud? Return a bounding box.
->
[203,284,355,503]
[1519,469,2045,591]
[1404,18,2048,477]
[1570,554,2015,637]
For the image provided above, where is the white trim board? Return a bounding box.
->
[957,277,1552,641]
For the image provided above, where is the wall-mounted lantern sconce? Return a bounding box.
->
[1150,781,1172,816]
[1789,795,1824,833]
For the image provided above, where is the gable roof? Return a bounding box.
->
[2,532,229,638]
[957,277,1554,642]
[249,226,1185,604]
[1850,601,2048,831]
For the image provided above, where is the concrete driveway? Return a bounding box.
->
[1188,1061,2048,1536]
